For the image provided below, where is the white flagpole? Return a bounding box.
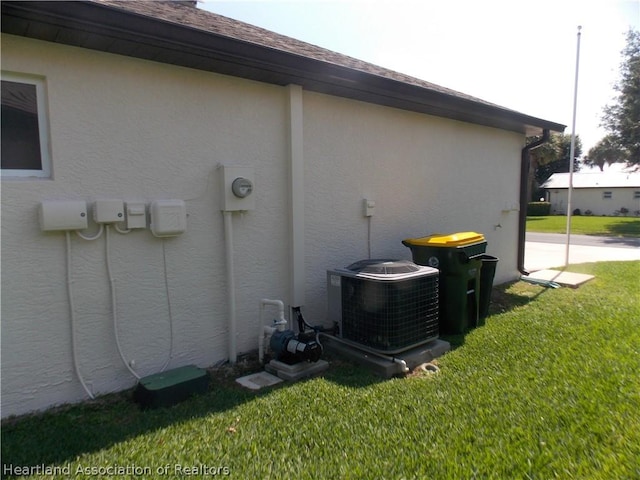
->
[565,25,582,267]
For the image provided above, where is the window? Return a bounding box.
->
[603,191,612,199]
[1,72,51,178]
[634,191,640,199]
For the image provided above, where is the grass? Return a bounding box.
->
[2,261,640,479]
[527,215,640,237]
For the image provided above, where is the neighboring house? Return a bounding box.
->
[543,170,640,216]
[1,0,565,417]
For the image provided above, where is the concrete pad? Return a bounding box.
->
[525,269,595,288]
[265,359,330,381]
[235,371,283,390]
[323,337,451,378]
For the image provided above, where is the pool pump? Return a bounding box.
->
[256,300,331,382]
[258,299,324,365]
[269,329,322,363]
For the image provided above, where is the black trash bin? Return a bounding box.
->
[478,255,499,322]
[402,232,486,334]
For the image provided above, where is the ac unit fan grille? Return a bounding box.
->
[341,275,438,353]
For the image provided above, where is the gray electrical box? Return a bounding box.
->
[39,200,88,231]
[149,199,187,237]
[220,166,255,211]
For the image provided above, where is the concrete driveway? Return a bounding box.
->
[525,233,640,272]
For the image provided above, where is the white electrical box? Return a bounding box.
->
[125,201,147,229]
[220,166,255,211]
[94,199,125,223]
[149,199,187,237]
[363,199,375,217]
[39,200,88,231]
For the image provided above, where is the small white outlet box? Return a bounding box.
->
[363,199,375,217]
[149,199,187,237]
[39,200,88,231]
[125,202,147,229]
[94,199,125,223]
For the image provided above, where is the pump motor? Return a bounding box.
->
[269,329,322,364]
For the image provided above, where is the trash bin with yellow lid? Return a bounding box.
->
[402,232,487,334]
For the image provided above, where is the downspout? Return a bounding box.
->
[287,84,305,317]
[518,128,550,275]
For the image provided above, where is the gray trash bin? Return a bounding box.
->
[478,255,499,321]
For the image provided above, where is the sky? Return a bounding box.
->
[199,0,639,154]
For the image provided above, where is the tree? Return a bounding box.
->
[589,29,640,167]
[527,133,581,201]
[583,135,620,171]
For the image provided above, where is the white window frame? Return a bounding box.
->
[1,72,51,178]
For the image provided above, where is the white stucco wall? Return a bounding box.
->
[300,93,524,324]
[2,34,525,417]
[548,188,640,216]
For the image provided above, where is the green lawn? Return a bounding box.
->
[2,262,640,479]
[527,215,640,237]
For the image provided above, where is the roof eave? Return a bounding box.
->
[1,1,565,136]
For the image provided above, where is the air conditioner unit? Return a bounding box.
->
[327,259,439,354]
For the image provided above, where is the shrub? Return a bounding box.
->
[573,208,582,216]
[527,202,551,216]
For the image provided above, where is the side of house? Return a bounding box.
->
[1,1,563,417]
[547,187,640,215]
[544,171,640,215]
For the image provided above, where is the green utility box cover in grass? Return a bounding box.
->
[403,232,487,334]
[133,365,209,409]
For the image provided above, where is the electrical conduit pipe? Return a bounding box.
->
[66,231,95,399]
[287,84,305,310]
[223,211,237,364]
[106,225,141,379]
[258,299,287,364]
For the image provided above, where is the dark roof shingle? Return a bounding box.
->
[95,0,496,105]
[2,0,565,135]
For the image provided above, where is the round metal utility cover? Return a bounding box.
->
[345,259,421,275]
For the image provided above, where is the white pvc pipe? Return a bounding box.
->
[260,298,285,323]
[160,239,174,372]
[258,299,287,363]
[75,224,104,241]
[106,225,140,379]
[223,211,237,364]
[287,84,305,310]
[258,325,277,364]
[65,232,95,399]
